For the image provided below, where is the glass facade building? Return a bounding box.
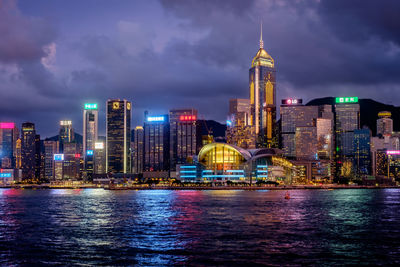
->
[169,109,198,171]
[133,126,144,175]
[377,111,393,136]
[83,103,98,176]
[144,114,170,172]
[0,123,18,169]
[280,104,318,158]
[249,26,277,148]
[59,120,74,152]
[335,102,360,177]
[44,140,59,180]
[21,122,36,180]
[106,99,131,173]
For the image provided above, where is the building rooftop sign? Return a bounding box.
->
[180,115,196,121]
[335,97,358,104]
[281,98,303,105]
[84,103,98,110]
[0,122,15,129]
[147,116,166,122]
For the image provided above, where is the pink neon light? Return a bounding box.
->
[387,150,400,155]
[0,123,15,129]
[179,115,197,121]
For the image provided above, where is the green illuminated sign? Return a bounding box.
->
[335,97,358,104]
[84,103,98,110]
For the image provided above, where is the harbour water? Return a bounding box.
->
[0,189,399,266]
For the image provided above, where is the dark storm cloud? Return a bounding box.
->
[1,0,400,136]
[0,0,55,62]
[160,0,400,89]
[317,0,400,45]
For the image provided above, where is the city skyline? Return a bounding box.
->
[1,0,400,137]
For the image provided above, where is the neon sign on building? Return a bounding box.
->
[0,123,15,129]
[84,103,98,110]
[335,97,358,103]
[281,98,302,105]
[147,116,165,122]
[179,115,196,121]
[54,154,64,161]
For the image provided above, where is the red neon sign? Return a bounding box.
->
[0,123,15,129]
[179,115,197,121]
[75,153,81,158]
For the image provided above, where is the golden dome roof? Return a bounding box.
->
[252,48,274,68]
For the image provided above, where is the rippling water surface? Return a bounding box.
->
[0,189,400,266]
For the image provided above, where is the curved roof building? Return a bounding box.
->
[179,143,296,183]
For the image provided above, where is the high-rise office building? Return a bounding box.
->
[133,126,144,175]
[0,122,18,169]
[15,138,22,169]
[21,122,36,180]
[280,100,318,158]
[63,142,80,180]
[354,129,371,175]
[316,118,333,160]
[226,99,255,149]
[94,141,106,174]
[249,24,277,148]
[334,97,360,177]
[295,126,318,160]
[83,103,98,176]
[169,109,198,171]
[35,135,41,179]
[53,153,64,180]
[144,114,170,173]
[377,111,393,136]
[106,99,131,173]
[44,140,59,180]
[59,120,74,152]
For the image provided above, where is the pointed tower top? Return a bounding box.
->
[259,21,264,49]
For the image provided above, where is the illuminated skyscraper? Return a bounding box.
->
[316,118,333,160]
[35,134,41,179]
[94,141,106,174]
[334,97,360,177]
[144,114,170,173]
[0,122,18,169]
[63,142,81,180]
[226,99,255,149]
[249,24,277,148]
[295,126,318,160]
[280,100,318,158]
[133,126,144,175]
[44,140,59,180]
[106,99,131,173]
[354,129,371,175]
[83,103,98,176]
[59,120,74,152]
[21,122,36,180]
[169,109,198,171]
[377,111,393,136]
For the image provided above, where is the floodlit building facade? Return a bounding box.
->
[106,99,131,173]
[249,25,277,148]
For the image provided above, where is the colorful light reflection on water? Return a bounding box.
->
[0,189,399,265]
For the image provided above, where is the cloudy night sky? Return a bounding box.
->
[0,0,399,137]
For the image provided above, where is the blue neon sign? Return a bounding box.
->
[54,154,64,161]
[0,173,11,178]
[147,116,165,122]
[86,150,94,156]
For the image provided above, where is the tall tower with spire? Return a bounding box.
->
[249,22,277,148]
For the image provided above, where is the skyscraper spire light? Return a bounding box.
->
[260,21,264,49]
